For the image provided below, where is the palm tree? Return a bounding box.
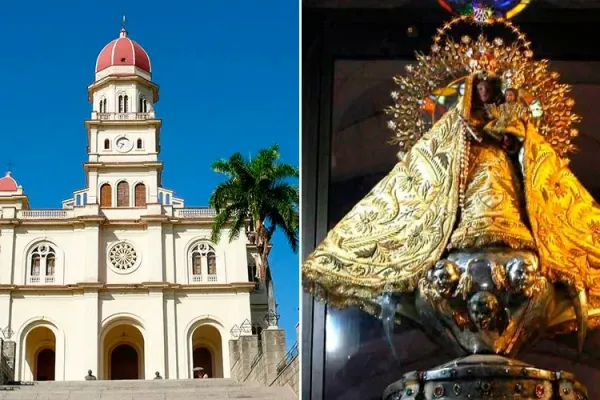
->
[209,144,299,282]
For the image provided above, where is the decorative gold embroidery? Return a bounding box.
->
[302,107,464,309]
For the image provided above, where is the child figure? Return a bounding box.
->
[484,88,529,136]
[484,88,530,154]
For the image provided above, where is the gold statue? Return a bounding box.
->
[302,17,600,343]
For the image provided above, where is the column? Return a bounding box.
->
[0,225,16,284]
[146,223,164,282]
[82,224,100,282]
[145,289,166,379]
[164,290,178,378]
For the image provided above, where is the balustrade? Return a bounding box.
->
[94,112,155,121]
[174,208,217,218]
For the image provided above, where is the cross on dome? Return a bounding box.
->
[95,16,151,74]
[120,14,128,38]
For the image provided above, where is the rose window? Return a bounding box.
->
[109,242,138,271]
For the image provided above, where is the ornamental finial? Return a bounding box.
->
[120,14,128,38]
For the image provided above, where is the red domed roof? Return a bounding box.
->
[95,29,151,74]
[0,172,18,191]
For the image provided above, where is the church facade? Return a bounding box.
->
[0,26,273,382]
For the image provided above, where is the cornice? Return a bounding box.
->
[83,161,164,172]
[84,119,162,129]
[3,281,255,294]
[87,75,159,103]
[5,216,217,228]
[140,215,171,223]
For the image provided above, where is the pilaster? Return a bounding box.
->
[0,292,12,337]
[81,289,99,376]
[82,223,101,282]
[164,290,178,379]
[87,170,99,204]
[0,225,16,284]
[164,224,175,283]
[145,289,166,379]
[146,222,164,282]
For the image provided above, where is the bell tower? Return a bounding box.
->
[77,21,165,209]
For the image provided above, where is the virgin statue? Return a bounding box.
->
[302,16,600,355]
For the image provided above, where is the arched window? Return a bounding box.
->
[29,244,57,284]
[31,254,41,277]
[139,96,148,113]
[159,192,164,204]
[165,194,171,205]
[104,139,110,150]
[83,193,88,205]
[192,254,202,276]
[100,184,112,208]
[117,181,130,207]
[46,253,56,276]
[99,97,107,113]
[189,243,217,282]
[76,194,81,206]
[136,138,143,149]
[134,183,146,207]
[207,252,217,275]
[118,94,129,113]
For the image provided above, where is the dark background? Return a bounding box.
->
[302,1,600,399]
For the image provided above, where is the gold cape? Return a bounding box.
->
[303,103,600,313]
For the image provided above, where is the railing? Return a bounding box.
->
[95,112,156,121]
[191,275,219,283]
[276,342,298,374]
[28,275,55,284]
[175,208,217,218]
[20,210,69,219]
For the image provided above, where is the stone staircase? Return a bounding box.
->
[0,378,297,400]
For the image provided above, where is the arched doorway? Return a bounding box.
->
[24,326,56,381]
[101,321,145,380]
[190,324,223,378]
[36,348,55,381]
[193,347,213,378]
[110,344,138,380]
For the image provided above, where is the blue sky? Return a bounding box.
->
[0,1,299,349]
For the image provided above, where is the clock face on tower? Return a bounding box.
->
[115,137,132,153]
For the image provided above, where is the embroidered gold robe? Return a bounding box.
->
[303,97,600,316]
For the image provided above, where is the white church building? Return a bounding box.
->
[0,25,274,382]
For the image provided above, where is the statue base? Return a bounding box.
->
[382,355,587,400]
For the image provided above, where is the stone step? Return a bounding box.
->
[0,379,297,400]
[4,378,244,388]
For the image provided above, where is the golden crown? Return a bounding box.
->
[385,15,580,159]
